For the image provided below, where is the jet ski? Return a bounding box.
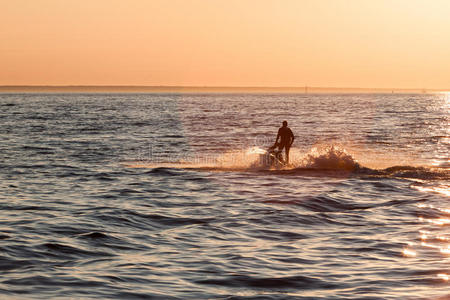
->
[257,143,285,169]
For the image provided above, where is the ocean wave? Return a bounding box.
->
[197,274,342,289]
[381,166,449,180]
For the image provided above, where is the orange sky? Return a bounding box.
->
[1,0,450,88]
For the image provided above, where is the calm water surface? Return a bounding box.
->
[0,93,449,299]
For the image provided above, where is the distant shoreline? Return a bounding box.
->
[0,85,446,94]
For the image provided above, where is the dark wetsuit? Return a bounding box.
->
[277,127,294,150]
[276,126,294,164]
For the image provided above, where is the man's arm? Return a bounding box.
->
[290,130,295,146]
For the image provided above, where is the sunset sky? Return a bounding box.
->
[1,0,450,88]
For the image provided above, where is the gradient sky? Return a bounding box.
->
[1,0,450,88]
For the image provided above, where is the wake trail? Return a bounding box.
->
[124,144,449,181]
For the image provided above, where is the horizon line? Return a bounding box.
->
[0,84,447,89]
[0,85,448,94]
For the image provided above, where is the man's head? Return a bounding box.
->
[282,121,288,127]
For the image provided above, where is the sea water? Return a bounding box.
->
[0,93,449,299]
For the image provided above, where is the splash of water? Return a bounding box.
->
[126,145,361,171]
[125,144,449,182]
[299,145,361,171]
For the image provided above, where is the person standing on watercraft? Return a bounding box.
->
[273,121,294,165]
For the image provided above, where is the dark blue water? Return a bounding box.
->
[0,93,449,299]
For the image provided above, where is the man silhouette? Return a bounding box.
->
[273,121,294,165]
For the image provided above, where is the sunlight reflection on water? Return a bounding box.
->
[0,93,449,299]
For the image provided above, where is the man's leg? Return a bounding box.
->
[285,146,290,165]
